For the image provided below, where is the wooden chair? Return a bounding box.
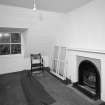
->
[30,53,44,73]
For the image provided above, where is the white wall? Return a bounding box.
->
[56,0,105,51]
[55,0,105,79]
[0,4,64,74]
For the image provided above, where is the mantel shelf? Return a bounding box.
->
[67,48,105,54]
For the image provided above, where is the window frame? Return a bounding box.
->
[0,32,22,55]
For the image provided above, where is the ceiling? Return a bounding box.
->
[0,0,93,13]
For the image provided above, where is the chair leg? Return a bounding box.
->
[42,65,44,72]
[31,66,33,74]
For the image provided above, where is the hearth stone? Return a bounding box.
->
[73,82,100,100]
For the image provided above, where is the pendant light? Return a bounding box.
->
[33,0,43,21]
[33,0,37,11]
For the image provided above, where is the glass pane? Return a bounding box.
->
[0,44,10,55]
[11,44,21,54]
[11,33,21,43]
[0,33,10,43]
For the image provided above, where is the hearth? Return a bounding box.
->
[74,59,100,100]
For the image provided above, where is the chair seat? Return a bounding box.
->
[31,63,43,67]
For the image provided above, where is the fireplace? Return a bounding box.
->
[72,55,101,100]
[67,48,105,101]
[78,60,100,99]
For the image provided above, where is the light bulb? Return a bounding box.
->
[33,7,36,11]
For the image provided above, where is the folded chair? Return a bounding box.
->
[30,53,44,73]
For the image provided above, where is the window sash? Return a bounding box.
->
[0,32,21,55]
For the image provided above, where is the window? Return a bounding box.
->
[0,32,21,55]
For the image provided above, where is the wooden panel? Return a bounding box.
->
[59,61,65,76]
[59,47,66,60]
[52,59,57,73]
[52,46,67,80]
[53,46,59,59]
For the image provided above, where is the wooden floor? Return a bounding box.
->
[0,69,104,105]
[33,70,105,105]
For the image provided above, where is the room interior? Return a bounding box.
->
[0,0,105,105]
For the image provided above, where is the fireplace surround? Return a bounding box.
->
[67,48,105,101]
